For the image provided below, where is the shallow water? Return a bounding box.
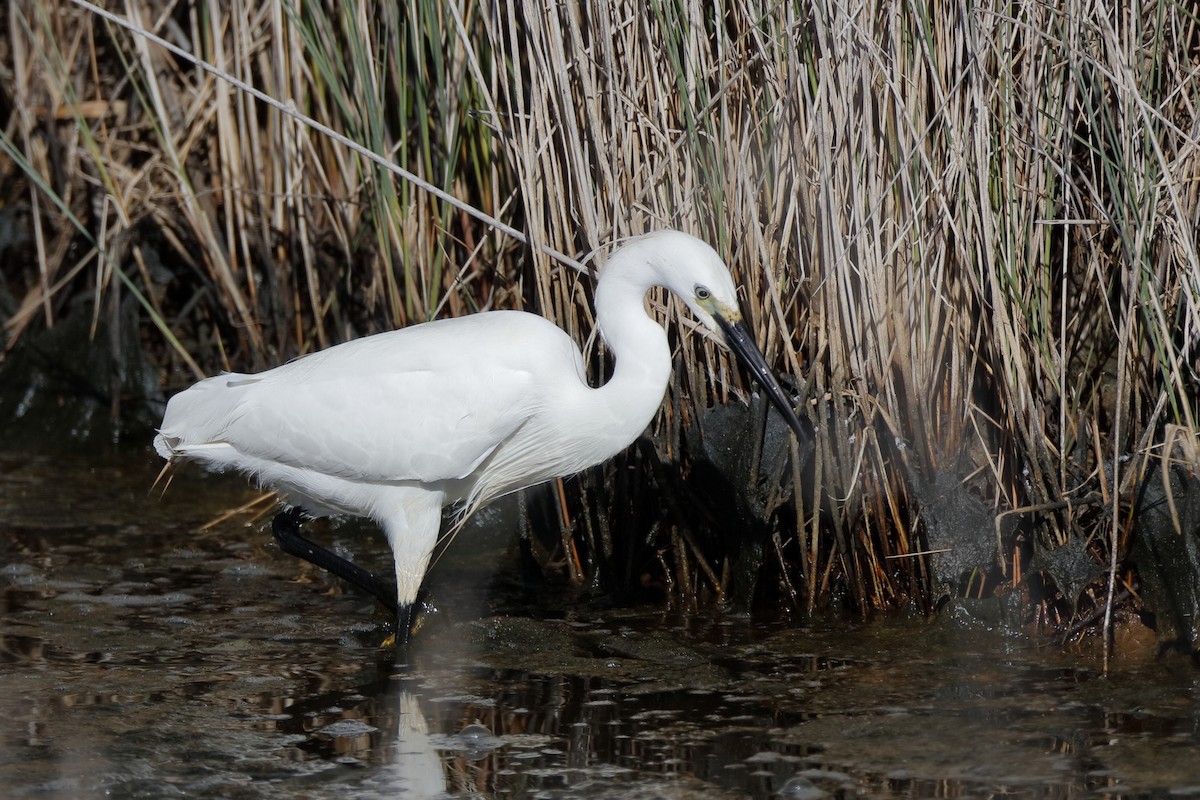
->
[3,447,1200,798]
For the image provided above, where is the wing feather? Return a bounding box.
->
[222,365,535,482]
[159,312,579,484]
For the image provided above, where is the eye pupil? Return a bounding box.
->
[696,285,710,299]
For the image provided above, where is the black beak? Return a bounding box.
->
[716,314,808,443]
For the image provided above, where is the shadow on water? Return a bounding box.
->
[4,446,1200,798]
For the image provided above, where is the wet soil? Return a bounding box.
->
[3,446,1200,798]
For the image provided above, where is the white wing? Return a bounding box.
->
[159,311,583,484]
[221,366,534,482]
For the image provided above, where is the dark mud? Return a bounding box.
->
[3,447,1200,798]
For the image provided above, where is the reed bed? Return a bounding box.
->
[3,0,1198,650]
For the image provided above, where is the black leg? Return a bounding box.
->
[395,602,415,647]
[271,509,398,614]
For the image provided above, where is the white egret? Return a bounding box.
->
[154,230,806,641]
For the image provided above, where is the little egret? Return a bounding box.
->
[154,230,806,641]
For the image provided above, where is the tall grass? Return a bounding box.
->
[3,0,1198,647]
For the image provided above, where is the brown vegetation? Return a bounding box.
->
[3,0,1199,658]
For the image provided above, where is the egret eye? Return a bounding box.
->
[695,285,711,300]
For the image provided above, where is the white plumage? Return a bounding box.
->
[154,230,804,639]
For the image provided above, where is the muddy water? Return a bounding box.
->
[3,447,1200,798]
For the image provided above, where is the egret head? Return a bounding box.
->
[610,230,809,444]
[626,230,743,342]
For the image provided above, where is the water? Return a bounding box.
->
[3,446,1200,798]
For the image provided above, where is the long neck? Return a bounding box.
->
[589,251,673,444]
